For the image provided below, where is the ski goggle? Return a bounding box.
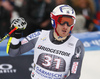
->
[57,15,74,27]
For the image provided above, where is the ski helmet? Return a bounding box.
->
[50,4,76,34]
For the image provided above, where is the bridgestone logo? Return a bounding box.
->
[38,45,70,56]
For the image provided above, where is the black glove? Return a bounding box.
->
[10,17,27,38]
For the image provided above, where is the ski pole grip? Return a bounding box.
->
[9,27,18,35]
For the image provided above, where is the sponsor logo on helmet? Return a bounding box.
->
[60,5,74,14]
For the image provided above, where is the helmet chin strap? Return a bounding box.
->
[54,29,69,41]
[54,29,59,36]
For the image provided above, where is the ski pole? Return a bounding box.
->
[0,27,18,43]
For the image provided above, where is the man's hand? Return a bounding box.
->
[11,17,27,30]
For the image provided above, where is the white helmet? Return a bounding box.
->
[50,4,76,33]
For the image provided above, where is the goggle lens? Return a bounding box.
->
[58,16,74,27]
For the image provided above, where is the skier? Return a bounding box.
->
[7,4,84,79]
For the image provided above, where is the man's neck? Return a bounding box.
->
[53,31,68,41]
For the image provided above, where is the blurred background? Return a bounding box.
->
[0,0,100,79]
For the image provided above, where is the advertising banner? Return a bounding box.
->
[73,31,100,51]
[0,55,33,79]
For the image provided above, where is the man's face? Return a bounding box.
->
[55,15,74,37]
[56,23,71,37]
